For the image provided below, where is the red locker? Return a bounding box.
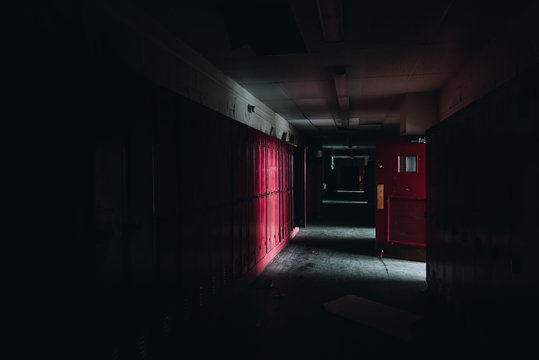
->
[249,130,257,198]
[277,143,282,241]
[279,190,284,242]
[248,198,257,269]
[241,199,250,275]
[265,137,271,252]
[269,194,276,250]
[267,137,272,194]
[256,196,267,262]
[208,207,222,302]
[284,191,289,235]
[273,193,279,246]
[271,138,278,193]
[265,194,273,253]
[256,134,266,196]
[288,191,292,234]
[232,203,242,280]
[282,145,286,242]
[238,126,249,200]
[217,117,232,205]
[220,205,233,291]
[231,123,241,202]
[282,146,286,202]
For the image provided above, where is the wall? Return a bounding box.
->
[400,92,439,135]
[439,3,539,121]
[426,65,539,351]
[92,0,300,144]
[95,66,297,358]
[90,3,301,357]
[306,151,323,221]
[16,2,299,358]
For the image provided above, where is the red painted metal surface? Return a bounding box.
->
[306,163,312,220]
[376,136,426,257]
[388,198,426,246]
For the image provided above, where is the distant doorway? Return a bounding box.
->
[318,150,376,228]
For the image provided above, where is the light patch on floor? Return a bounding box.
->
[263,225,425,285]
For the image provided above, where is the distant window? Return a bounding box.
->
[398,156,417,173]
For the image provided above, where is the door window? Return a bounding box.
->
[398,156,417,173]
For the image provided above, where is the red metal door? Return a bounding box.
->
[376,136,426,260]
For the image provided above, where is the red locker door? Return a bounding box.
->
[266,138,273,251]
[256,195,267,262]
[272,193,278,249]
[290,147,294,231]
[273,142,279,245]
[217,117,231,205]
[239,126,249,200]
[277,143,282,243]
[376,136,426,260]
[248,198,257,269]
[257,134,266,196]
[266,194,273,252]
[249,130,257,198]
[241,199,250,275]
[232,202,242,280]
[283,147,288,235]
[220,205,233,292]
[272,139,276,188]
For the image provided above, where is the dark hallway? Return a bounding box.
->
[219,201,431,359]
[15,1,539,359]
[184,202,536,360]
[183,201,530,359]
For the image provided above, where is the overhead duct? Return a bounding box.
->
[316,0,344,42]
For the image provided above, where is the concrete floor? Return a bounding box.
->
[189,203,500,359]
[226,203,432,359]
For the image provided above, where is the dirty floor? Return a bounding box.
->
[187,203,491,359]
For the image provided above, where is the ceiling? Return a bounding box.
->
[133,0,531,139]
